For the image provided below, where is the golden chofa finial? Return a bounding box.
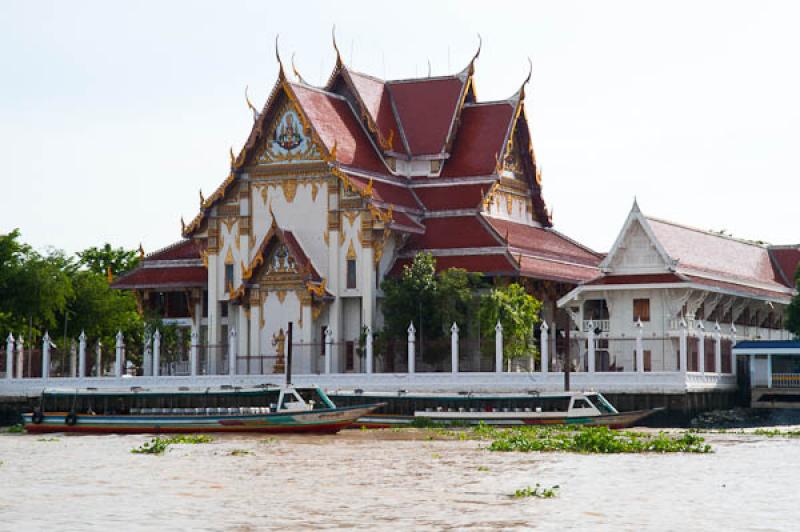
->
[275,34,285,77]
[332,25,343,67]
[199,189,205,207]
[467,33,482,75]
[180,216,186,233]
[229,146,235,167]
[291,53,307,84]
[519,57,533,100]
[245,85,259,120]
[137,243,145,259]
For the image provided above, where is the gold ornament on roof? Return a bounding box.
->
[346,240,357,260]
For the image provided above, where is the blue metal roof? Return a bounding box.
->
[733,340,800,353]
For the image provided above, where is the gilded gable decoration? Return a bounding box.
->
[280,180,298,203]
[257,101,322,165]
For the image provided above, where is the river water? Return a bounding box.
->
[0,429,798,531]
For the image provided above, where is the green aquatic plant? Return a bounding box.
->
[131,434,213,455]
[512,484,559,499]
[752,428,800,438]
[6,424,24,433]
[476,425,712,454]
[36,437,60,442]
[477,466,490,472]
[259,437,278,445]
[229,449,253,456]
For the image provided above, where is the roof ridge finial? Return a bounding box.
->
[467,33,482,76]
[245,85,259,121]
[519,57,533,100]
[632,196,641,213]
[332,25,343,67]
[427,58,431,78]
[275,34,285,77]
[291,53,308,84]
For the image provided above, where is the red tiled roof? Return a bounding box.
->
[405,216,500,250]
[683,275,792,302]
[388,211,425,233]
[647,217,785,288]
[770,246,800,287]
[346,70,403,154]
[586,273,684,285]
[146,240,201,261]
[518,256,599,284]
[290,83,387,174]
[390,254,515,277]
[441,103,513,177]
[388,77,464,156]
[483,216,601,266]
[111,266,207,290]
[347,174,421,210]
[412,183,487,211]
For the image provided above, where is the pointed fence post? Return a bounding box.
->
[540,322,549,373]
[69,339,77,378]
[152,330,161,377]
[730,324,738,376]
[6,333,14,380]
[697,322,706,374]
[228,327,237,376]
[636,318,645,373]
[587,321,596,373]
[42,332,51,379]
[95,341,102,377]
[324,327,333,374]
[714,322,722,374]
[190,328,199,377]
[365,326,373,374]
[450,323,459,373]
[679,319,688,372]
[495,321,503,373]
[16,336,24,379]
[143,331,152,376]
[78,331,87,378]
[407,322,416,374]
[115,331,124,377]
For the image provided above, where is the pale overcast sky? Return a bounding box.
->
[1,1,798,255]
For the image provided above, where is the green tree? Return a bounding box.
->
[786,266,800,338]
[381,252,438,341]
[479,283,542,361]
[77,243,140,277]
[434,267,481,336]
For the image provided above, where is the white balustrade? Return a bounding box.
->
[407,322,416,374]
[495,321,503,373]
[540,321,549,374]
[450,323,459,374]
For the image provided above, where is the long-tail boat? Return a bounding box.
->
[22,385,383,434]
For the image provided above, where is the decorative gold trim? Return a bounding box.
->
[280,180,298,203]
[506,195,513,215]
[306,278,327,297]
[225,247,234,265]
[311,182,319,201]
[346,240,356,260]
[343,210,359,226]
[323,230,329,246]
[277,290,287,303]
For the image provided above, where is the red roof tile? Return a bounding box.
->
[388,211,425,233]
[388,77,464,156]
[518,256,599,284]
[586,273,684,285]
[483,216,601,266]
[346,70,403,153]
[441,103,513,177]
[290,83,386,174]
[111,266,207,290]
[146,240,201,261]
[412,183,487,211]
[770,246,800,287]
[390,254,515,277]
[647,217,786,288]
[347,174,421,210]
[405,216,500,250]
[683,275,792,302]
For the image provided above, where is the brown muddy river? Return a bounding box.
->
[0,429,798,531]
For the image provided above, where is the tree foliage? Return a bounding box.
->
[479,283,542,360]
[77,243,140,277]
[786,266,800,338]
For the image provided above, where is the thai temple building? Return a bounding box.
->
[113,41,604,375]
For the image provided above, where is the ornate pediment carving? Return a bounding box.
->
[257,102,323,165]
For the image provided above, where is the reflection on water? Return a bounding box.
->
[0,430,798,531]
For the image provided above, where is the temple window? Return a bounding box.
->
[633,298,650,322]
[224,263,234,289]
[346,259,357,289]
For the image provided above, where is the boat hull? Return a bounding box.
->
[355,408,662,430]
[22,404,382,435]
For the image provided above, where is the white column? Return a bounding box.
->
[324,326,333,374]
[495,321,503,373]
[636,318,645,373]
[714,322,722,374]
[361,244,375,335]
[78,331,87,378]
[365,326,374,374]
[190,328,199,377]
[69,339,77,378]
[679,319,688,372]
[730,324,738,376]
[5,333,13,379]
[114,331,124,377]
[697,322,705,374]
[95,341,102,377]
[767,354,772,389]
[16,336,24,379]
[249,302,260,367]
[42,332,51,379]
[407,322,416,374]
[228,327,237,376]
[143,332,153,376]
[450,322,459,374]
[587,321,596,373]
[540,322,549,374]
[152,330,161,377]
[237,306,248,372]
